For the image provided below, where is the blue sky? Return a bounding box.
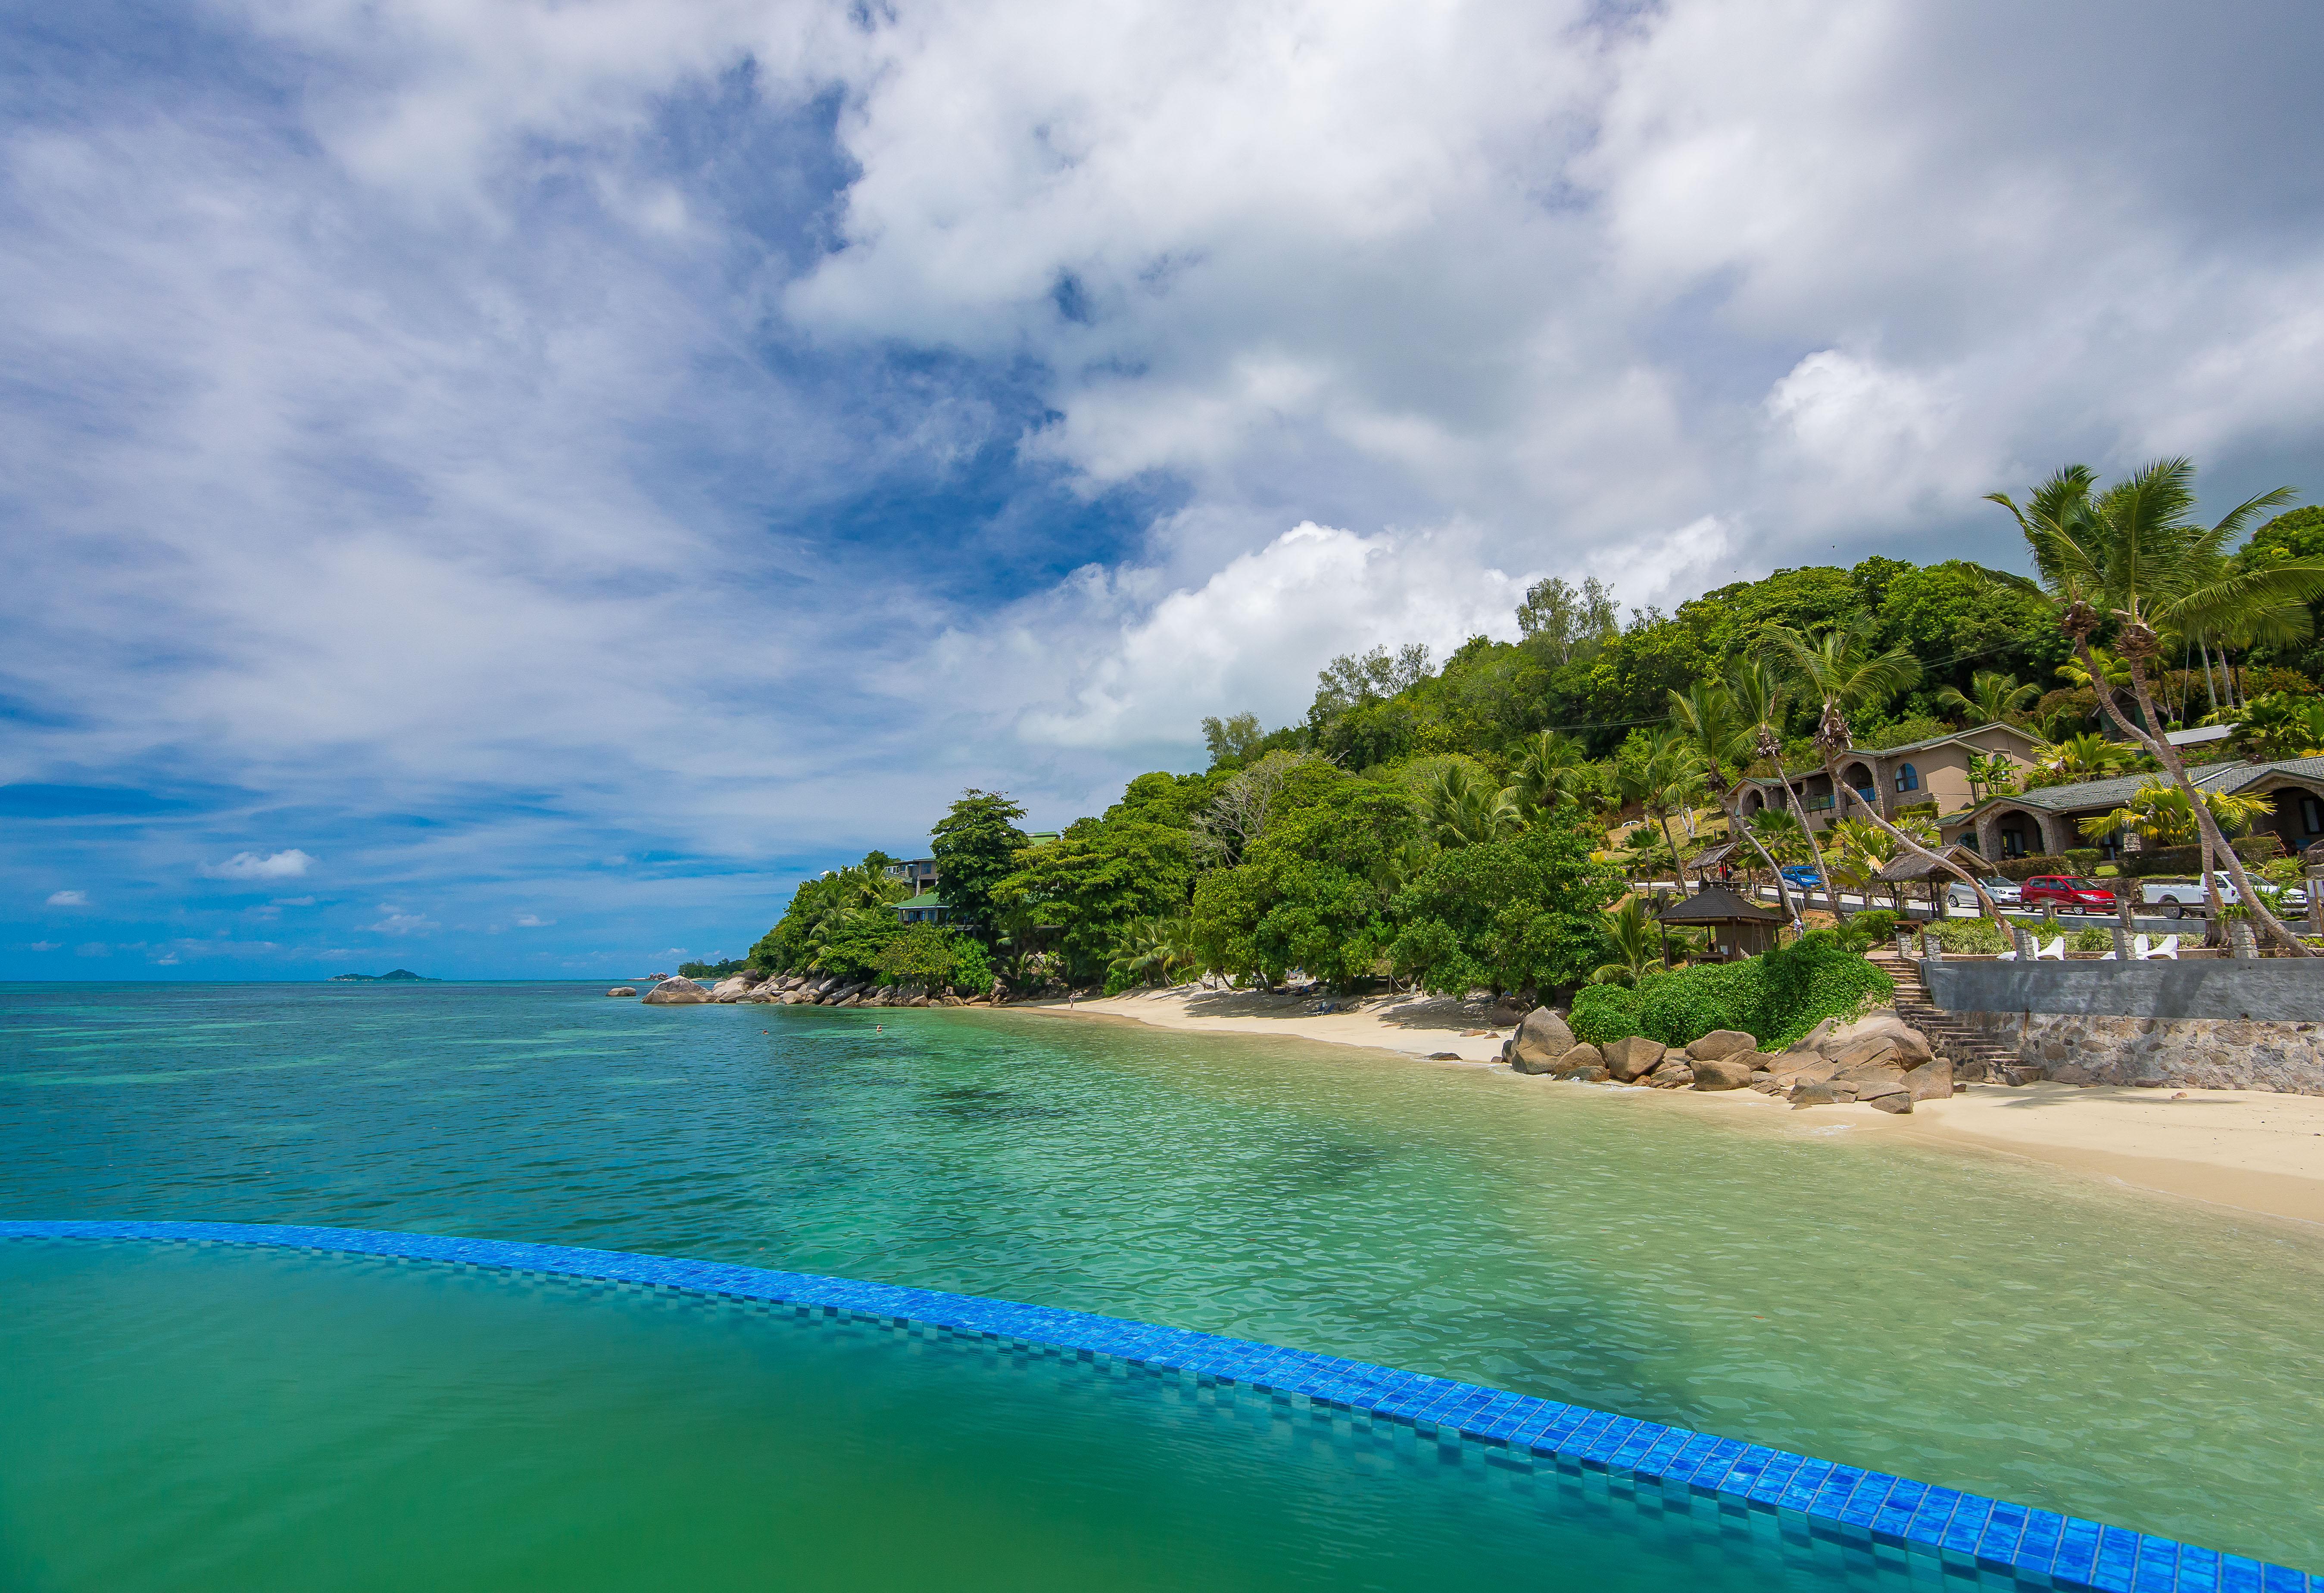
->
[6,0,2324,979]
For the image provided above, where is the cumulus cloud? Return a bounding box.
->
[514,913,553,927]
[203,850,317,881]
[1004,522,1529,749]
[7,1,2324,975]
[45,890,88,906]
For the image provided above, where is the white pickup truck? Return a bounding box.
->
[2140,871,2308,918]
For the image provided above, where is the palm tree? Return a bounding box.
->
[1422,761,1521,848]
[1588,896,1704,984]
[1109,914,1196,987]
[1725,657,1833,922]
[1617,731,1706,890]
[1747,807,1809,864]
[2076,781,2271,850]
[1935,670,2036,727]
[1667,674,1796,915]
[2031,731,2143,785]
[1964,749,2022,803]
[2056,643,2139,731]
[1589,897,1662,986]
[2230,692,2324,761]
[1991,457,2321,950]
[1508,729,1594,818]
[1763,623,2006,918]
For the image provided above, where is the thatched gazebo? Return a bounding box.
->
[1873,844,1987,923]
[1655,884,1784,962]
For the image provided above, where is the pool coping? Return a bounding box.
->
[3,1218,2308,1593]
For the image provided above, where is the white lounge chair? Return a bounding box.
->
[2136,934,2179,960]
[1994,949,2018,961]
[2034,937,2066,960]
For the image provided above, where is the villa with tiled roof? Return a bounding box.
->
[1938,757,2324,861]
[1734,722,2042,837]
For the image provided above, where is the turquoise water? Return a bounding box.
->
[3,982,2323,1578]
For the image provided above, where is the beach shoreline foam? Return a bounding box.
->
[1011,986,2324,1228]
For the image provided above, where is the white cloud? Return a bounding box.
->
[271,896,316,906]
[27,940,59,951]
[203,850,317,881]
[1001,521,1529,749]
[368,905,438,935]
[153,952,181,965]
[45,889,88,906]
[7,0,2324,960]
[514,912,553,927]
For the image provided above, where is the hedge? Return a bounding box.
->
[2118,836,2284,878]
[1994,854,2070,881]
[1568,932,1894,1053]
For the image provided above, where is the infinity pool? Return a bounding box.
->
[2,982,2321,1583]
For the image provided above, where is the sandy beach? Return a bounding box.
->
[1018,985,2324,1228]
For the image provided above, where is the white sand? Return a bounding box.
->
[1012,986,2324,1228]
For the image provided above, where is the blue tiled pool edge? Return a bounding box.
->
[4,1218,2306,1593]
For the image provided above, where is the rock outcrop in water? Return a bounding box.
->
[641,976,710,1005]
[605,987,636,997]
[1502,1004,1953,1112]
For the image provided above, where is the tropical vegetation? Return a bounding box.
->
[744,465,2318,999]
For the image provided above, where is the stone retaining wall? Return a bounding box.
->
[1956,1011,2324,1095]
[1922,958,2324,1021]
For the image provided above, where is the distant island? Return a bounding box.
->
[329,969,434,982]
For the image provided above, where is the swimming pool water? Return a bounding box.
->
[3,982,2321,1577]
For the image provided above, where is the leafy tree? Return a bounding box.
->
[750,860,908,971]
[1200,712,1270,768]
[1191,750,1335,867]
[992,812,1195,982]
[1993,457,2321,948]
[1667,670,1795,913]
[1190,775,1419,988]
[1616,730,1706,881]
[1388,814,1625,997]
[930,790,1030,928]
[1309,643,1432,722]
[874,923,991,990]
[1516,575,1619,664]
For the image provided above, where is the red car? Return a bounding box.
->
[2018,875,2117,915]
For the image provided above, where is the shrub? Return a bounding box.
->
[1846,909,1903,942]
[1934,916,2011,954]
[2068,927,2113,953]
[1565,933,1891,1051]
[2062,848,2101,873]
[1569,981,1644,1046]
[1995,854,2070,882]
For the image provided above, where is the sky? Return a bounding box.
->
[5,0,2324,979]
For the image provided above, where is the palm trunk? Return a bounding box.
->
[1826,762,2007,920]
[1778,769,1840,922]
[1656,812,1684,896]
[2078,638,2308,954]
[1722,794,1796,918]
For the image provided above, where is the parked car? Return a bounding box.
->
[1944,877,2023,909]
[1777,864,1824,893]
[2018,875,2119,915]
[2141,871,2309,919]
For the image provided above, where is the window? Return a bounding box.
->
[2303,795,2323,836]
[1895,763,1920,793]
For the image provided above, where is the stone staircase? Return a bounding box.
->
[1865,948,2038,1085]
